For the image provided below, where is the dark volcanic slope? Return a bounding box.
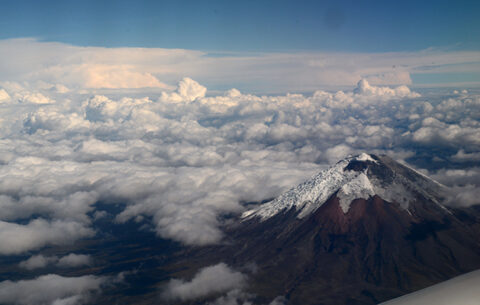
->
[171,154,480,305]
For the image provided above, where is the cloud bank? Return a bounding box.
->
[1,39,480,92]
[0,76,478,252]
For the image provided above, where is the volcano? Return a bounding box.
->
[172,154,480,305]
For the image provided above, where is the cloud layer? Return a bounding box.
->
[1,39,480,92]
[0,77,479,252]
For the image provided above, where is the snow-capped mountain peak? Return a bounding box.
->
[242,153,446,220]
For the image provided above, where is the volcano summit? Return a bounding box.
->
[242,153,448,220]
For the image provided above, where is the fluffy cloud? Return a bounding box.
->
[207,289,255,305]
[0,89,10,102]
[162,263,247,301]
[57,254,93,268]
[20,92,54,104]
[19,255,58,270]
[268,296,288,305]
[431,168,480,187]
[429,166,480,207]
[19,254,93,270]
[79,64,170,89]
[0,274,106,305]
[159,77,207,103]
[0,220,94,255]
[175,77,206,101]
[325,144,353,164]
[451,150,480,162]
[445,185,480,208]
[353,79,420,98]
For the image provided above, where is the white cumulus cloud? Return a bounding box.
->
[19,253,93,270]
[0,274,106,305]
[56,254,93,268]
[19,254,58,270]
[0,219,94,255]
[162,263,247,301]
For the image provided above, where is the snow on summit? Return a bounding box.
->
[355,152,378,163]
[242,153,447,220]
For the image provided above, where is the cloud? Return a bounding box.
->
[207,289,255,305]
[325,144,353,164]
[177,77,207,101]
[400,95,480,150]
[83,94,154,123]
[19,254,58,270]
[0,39,174,90]
[56,254,93,268]
[79,64,171,89]
[444,185,480,207]
[431,168,480,187]
[159,77,207,103]
[0,219,94,255]
[0,76,477,248]
[428,167,480,207]
[19,253,93,270]
[364,71,413,86]
[1,38,480,92]
[353,79,420,98]
[162,263,247,301]
[0,274,106,305]
[0,89,10,103]
[451,150,480,162]
[410,124,480,148]
[268,296,288,305]
[20,92,54,104]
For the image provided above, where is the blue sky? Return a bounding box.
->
[2,0,480,52]
[1,0,479,89]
